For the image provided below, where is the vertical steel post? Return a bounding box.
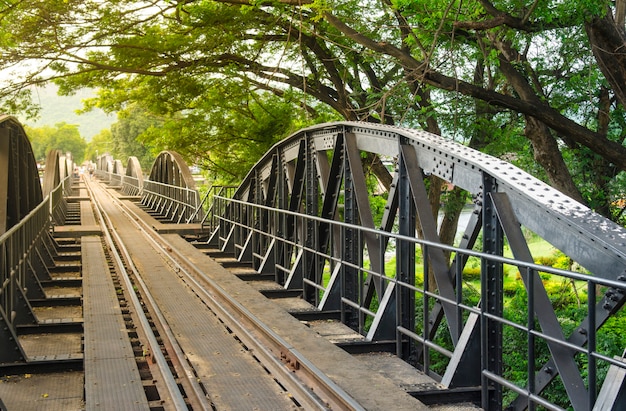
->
[303,135,319,303]
[481,173,503,409]
[342,135,359,329]
[397,139,416,362]
[276,152,287,285]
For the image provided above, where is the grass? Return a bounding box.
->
[321,233,585,308]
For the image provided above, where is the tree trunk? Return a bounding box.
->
[492,46,585,202]
[524,116,585,203]
[363,152,393,191]
[585,7,626,109]
[439,186,467,263]
[588,87,616,218]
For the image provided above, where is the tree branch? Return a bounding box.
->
[322,10,626,172]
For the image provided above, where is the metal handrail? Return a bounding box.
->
[0,176,69,362]
[212,194,626,411]
[121,175,142,196]
[141,180,204,223]
[197,185,237,230]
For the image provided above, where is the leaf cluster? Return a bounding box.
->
[0,0,625,219]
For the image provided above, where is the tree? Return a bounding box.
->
[25,122,87,163]
[25,125,55,161]
[109,104,160,168]
[85,129,113,163]
[0,0,625,221]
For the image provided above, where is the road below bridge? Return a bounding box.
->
[0,175,480,410]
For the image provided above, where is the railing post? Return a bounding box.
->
[303,136,319,304]
[342,140,359,329]
[396,139,416,362]
[481,173,503,409]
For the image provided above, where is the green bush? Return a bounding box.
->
[543,280,579,309]
[534,255,557,266]
[463,266,481,281]
[539,272,552,281]
[415,272,424,287]
[504,278,523,297]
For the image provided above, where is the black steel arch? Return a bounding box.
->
[0,118,73,364]
[126,156,143,181]
[42,149,64,197]
[235,122,626,277]
[107,159,125,187]
[148,150,196,189]
[121,156,144,196]
[142,151,203,223]
[113,159,124,175]
[0,115,43,235]
[96,153,113,173]
[220,121,626,410]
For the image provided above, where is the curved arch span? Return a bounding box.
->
[142,151,202,223]
[42,149,63,197]
[121,156,144,196]
[113,159,124,175]
[236,121,626,279]
[0,115,43,234]
[224,121,626,408]
[148,150,196,189]
[125,156,143,181]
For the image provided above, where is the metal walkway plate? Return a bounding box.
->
[82,236,149,410]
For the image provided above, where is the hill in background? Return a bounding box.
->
[21,84,115,141]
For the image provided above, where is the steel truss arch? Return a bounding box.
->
[121,156,144,196]
[42,149,69,196]
[148,150,196,188]
[0,115,43,235]
[42,149,75,224]
[96,153,113,172]
[0,118,72,364]
[109,159,125,186]
[142,151,203,223]
[219,121,626,410]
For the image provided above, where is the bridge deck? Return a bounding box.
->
[82,235,149,410]
[161,232,435,409]
[114,186,434,410]
[0,179,480,410]
[97,184,302,410]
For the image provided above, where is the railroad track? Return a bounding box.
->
[86,178,205,410]
[0,176,473,410]
[85,177,363,410]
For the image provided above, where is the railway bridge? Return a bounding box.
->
[0,115,625,410]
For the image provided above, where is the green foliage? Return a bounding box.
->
[26,122,87,163]
[85,129,113,163]
[462,265,481,281]
[137,88,326,182]
[109,104,159,168]
[368,194,388,228]
[534,255,557,267]
[542,279,580,309]
[503,277,523,297]
[1,0,626,218]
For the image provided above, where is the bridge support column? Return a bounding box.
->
[481,173,503,409]
[342,137,360,329]
[396,138,416,362]
[302,136,319,304]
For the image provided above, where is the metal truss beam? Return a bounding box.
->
[216,121,626,410]
[141,151,204,223]
[0,117,70,365]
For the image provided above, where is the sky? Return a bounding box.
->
[21,84,115,141]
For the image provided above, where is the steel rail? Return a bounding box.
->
[103,181,366,410]
[83,177,195,411]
